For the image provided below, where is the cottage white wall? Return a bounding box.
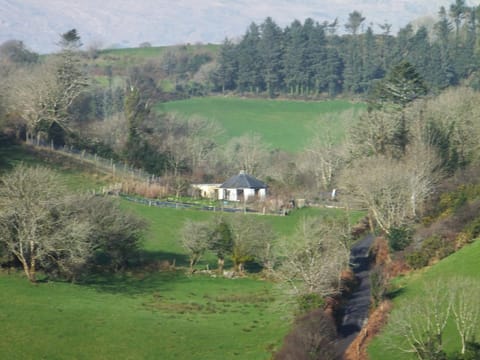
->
[227,189,237,201]
[258,188,266,199]
[243,188,254,200]
[219,188,267,201]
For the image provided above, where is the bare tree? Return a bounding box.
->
[383,278,480,359]
[89,112,128,153]
[183,116,223,174]
[347,109,401,159]
[383,280,452,359]
[0,165,91,282]
[6,64,55,142]
[276,216,350,297]
[180,220,211,273]
[224,133,270,176]
[249,219,277,274]
[6,50,87,143]
[450,277,480,355]
[341,145,440,234]
[300,131,344,193]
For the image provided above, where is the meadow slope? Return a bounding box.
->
[368,240,480,359]
[159,97,365,152]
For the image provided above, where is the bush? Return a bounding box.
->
[296,293,325,314]
[405,235,455,269]
[274,309,337,360]
[388,226,412,251]
[405,251,430,269]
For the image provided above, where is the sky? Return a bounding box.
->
[0,0,471,53]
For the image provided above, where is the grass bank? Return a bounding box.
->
[368,240,480,359]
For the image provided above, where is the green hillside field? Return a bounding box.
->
[158,97,365,152]
[0,144,365,359]
[368,240,480,359]
[0,201,361,360]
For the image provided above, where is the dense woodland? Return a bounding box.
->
[213,4,480,96]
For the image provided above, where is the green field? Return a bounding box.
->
[0,271,290,360]
[0,144,365,359]
[0,200,361,360]
[368,240,480,359]
[159,97,365,152]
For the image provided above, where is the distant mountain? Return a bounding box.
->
[0,0,468,53]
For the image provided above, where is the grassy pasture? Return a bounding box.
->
[0,144,109,191]
[123,200,364,267]
[0,171,359,358]
[0,202,360,360]
[158,97,365,152]
[368,240,480,359]
[0,144,365,359]
[0,272,289,360]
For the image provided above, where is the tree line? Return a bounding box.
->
[212,1,480,97]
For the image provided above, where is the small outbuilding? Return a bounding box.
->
[218,170,267,202]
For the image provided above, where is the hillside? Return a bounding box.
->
[160,97,365,152]
[368,240,480,359]
[0,144,365,359]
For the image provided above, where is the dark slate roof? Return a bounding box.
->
[220,171,267,189]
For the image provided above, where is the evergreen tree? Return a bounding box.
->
[434,7,457,87]
[378,22,394,71]
[237,23,264,93]
[409,27,431,84]
[361,26,383,91]
[325,37,344,97]
[456,8,477,78]
[380,61,428,108]
[450,0,467,40]
[392,24,414,65]
[216,38,238,93]
[304,18,328,95]
[58,29,82,50]
[343,11,365,93]
[259,17,284,97]
[283,20,308,95]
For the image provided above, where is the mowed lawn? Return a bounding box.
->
[368,240,480,359]
[1,196,363,360]
[159,97,365,152]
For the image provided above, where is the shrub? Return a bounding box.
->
[405,251,430,270]
[388,226,412,251]
[274,309,337,360]
[405,235,455,270]
[296,293,325,314]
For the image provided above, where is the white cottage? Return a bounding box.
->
[218,171,267,202]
